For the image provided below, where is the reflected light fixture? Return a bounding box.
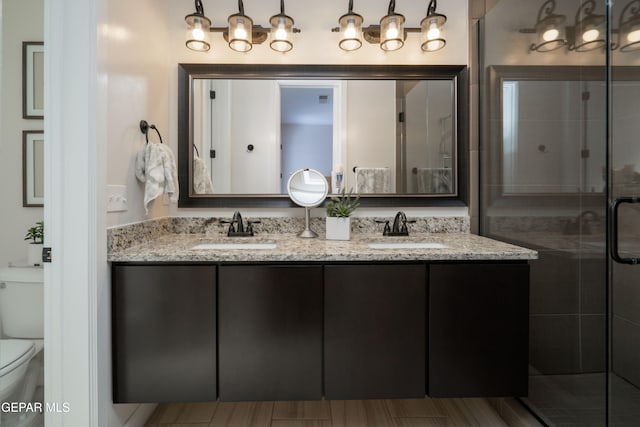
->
[380,0,405,51]
[529,0,568,52]
[185,0,212,52]
[616,0,640,52]
[337,0,364,51]
[333,0,447,53]
[270,0,298,52]
[421,0,447,52]
[228,0,254,52]
[569,0,605,51]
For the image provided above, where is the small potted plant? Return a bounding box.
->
[24,221,44,266]
[325,188,360,241]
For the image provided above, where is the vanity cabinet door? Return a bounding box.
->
[428,262,529,397]
[218,265,323,401]
[324,264,427,400]
[112,264,216,403]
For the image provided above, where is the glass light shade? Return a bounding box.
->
[533,15,567,51]
[338,12,363,51]
[619,19,640,52]
[185,14,212,52]
[573,14,605,51]
[228,13,253,52]
[420,14,446,52]
[380,13,405,51]
[270,13,294,52]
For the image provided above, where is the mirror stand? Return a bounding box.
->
[287,168,329,239]
[298,207,318,238]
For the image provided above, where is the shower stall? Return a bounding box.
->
[480,0,640,425]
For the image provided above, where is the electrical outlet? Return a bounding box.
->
[107,185,128,212]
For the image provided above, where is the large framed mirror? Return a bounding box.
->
[178,64,468,208]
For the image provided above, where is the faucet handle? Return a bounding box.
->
[376,220,391,236]
[246,220,261,236]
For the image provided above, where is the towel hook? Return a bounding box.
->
[139,120,164,144]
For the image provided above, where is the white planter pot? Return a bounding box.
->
[326,217,351,241]
[27,243,43,266]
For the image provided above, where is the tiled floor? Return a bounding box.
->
[526,373,640,427]
[145,397,516,427]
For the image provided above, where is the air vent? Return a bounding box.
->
[318,95,329,104]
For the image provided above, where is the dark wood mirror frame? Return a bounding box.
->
[178,63,468,208]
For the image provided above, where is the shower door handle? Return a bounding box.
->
[611,196,640,265]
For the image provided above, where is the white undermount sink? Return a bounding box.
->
[191,242,277,250]
[367,242,448,249]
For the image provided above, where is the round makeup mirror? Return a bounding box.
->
[287,168,328,238]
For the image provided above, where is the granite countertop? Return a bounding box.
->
[108,232,538,263]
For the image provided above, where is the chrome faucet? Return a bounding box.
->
[221,211,260,237]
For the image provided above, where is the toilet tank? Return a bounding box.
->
[0,267,44,339]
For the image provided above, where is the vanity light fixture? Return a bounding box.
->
[615,0,640,52]
[522,0,640,53]
[184,0,300,53]
[420,0,447,52]
[520,0,568,52]
[185,0,212,52]
[569,0,605,52]
[379,0,406,51]
[270,0,298,52]
[228,0,255,52]
[337,0,364,51]
[332,0,447,53]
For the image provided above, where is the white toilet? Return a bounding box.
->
[0,266,44,404]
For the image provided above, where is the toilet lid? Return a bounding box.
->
[0,340,35,377]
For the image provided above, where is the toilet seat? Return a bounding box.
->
[0,339,35,377]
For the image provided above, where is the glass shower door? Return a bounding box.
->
[608,58,640,426]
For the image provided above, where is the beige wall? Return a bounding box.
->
[0,0,44,267]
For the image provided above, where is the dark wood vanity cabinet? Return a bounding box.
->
[112,264,217,403]
[428,263,529,397]
[218,265,323,401]
[111,260,529,402]
[324,264,427,399]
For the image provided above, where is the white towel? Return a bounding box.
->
[355,167,391,194]
[193,156,214,194]
[135,142,179,214]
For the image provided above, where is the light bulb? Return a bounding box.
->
[275,26,288,40]
[427,25,440,40]
[386,25,399,39]
[344,22,357,39]
[192,26,205,41]
[628,29,640,43]
[234,22,247,39]
[582,28,599,42]
[542,28,559,42]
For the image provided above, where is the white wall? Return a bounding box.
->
[104,0,172,228]
[0,0,44,268]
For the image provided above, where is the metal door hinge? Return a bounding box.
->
[42,247,52,263]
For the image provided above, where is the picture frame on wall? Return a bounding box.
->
[22,41,44,119]
[23,130,45,207]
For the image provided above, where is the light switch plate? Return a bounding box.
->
[107,185,128,212]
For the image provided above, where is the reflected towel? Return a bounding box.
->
[416,168,451,193]
[355,167,391,194]
[135,142,179,214]
[193,156,214,194]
